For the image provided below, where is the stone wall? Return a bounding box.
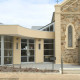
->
[60,0,80,63]
[61,14,80,63]
[61,0,80,12]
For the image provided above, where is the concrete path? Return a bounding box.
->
[13,63,80,70]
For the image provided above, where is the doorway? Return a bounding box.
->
[21,39,35,62]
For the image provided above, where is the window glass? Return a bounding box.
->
[29,50,34,56]
[21,39,35,62]
[46,27,49,31]
[21,57,27,62]
[42,24,54,32]
[21,50,27,56]
[4,57,12,64]
[4,36,13,64]
[29,44,34,49]
[0,36,1,42]
[68,26,72,47]
[50,25,53,31]
[44,50,54,55]
[4,50,13,56]
[44,39,54,62]
[39,44,41,50]
[21,43,27,49]
[44,44,53,49]
[4,42,13,49]
[0,42,1,49]
[29,56,34,62]
[16,43,18,49]
[29,39,34,43]
[4,36,13,42]
[44,39,54,43]
[0,49,1,57]
[21,39,27,43]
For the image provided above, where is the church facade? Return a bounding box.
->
[0,0,80,65]
[55,0,80,64]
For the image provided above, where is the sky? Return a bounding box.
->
[0,0,64,28]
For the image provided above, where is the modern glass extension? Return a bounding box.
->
[0,36,54,65]
[0,36,13,65]
[21,38,55,63]
[39,23,54,32]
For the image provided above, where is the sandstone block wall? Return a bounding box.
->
[60,0,80,64]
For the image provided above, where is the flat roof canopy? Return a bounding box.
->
[0,25,55,39]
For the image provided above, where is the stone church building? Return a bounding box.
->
[55,0,80,64]
[0,0,79,65]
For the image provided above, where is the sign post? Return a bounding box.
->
[50,57,56,71]
[61,55,63,74]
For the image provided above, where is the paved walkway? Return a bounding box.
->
[0,72,80,80]
[12,63,80,70]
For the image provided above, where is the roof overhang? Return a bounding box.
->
[0,25,55,39]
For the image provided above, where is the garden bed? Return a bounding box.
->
[0,66,59,73]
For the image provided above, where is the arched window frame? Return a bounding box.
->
[65,23,76,49]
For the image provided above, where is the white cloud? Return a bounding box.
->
[0,0,55,28]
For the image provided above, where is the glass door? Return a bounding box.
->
[28,39,34,62]
[21,39,35,62]
[4,36,13,64]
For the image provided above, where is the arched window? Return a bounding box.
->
[68,25,73,47]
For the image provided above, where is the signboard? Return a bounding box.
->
[50,57,56,61]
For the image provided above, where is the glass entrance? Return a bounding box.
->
[21,39,35,62]
[0,36,13,65]
[4,36,13,64]
[44,39,55,62]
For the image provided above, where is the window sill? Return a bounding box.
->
[66,47,75,49]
